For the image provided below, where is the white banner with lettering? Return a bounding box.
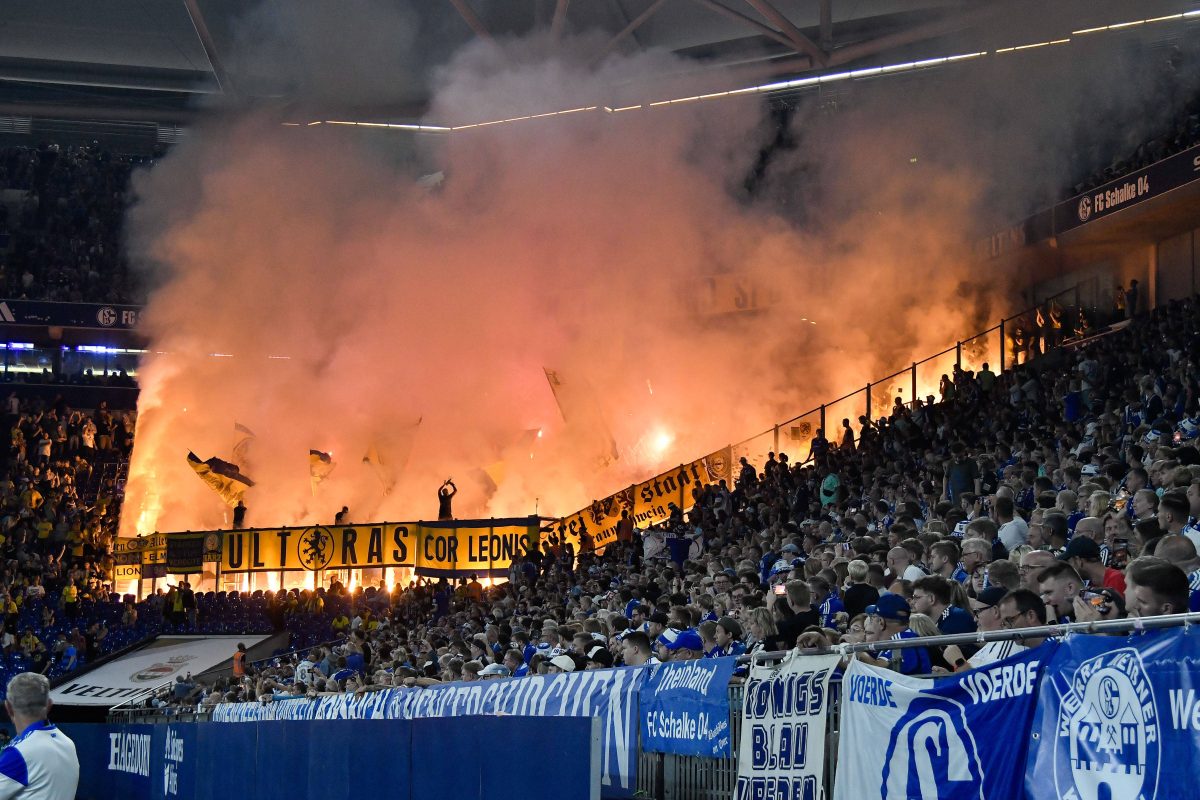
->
[51,635,268,707]
[734,652,841,800]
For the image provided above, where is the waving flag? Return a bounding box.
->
[232,422,256,466]
[309,449,335,496]
[186,451,254,507]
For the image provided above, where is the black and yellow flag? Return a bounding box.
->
[187,451,255,507]
[309,449,335,496]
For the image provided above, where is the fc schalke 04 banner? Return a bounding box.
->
[640,656,737,757]
[1025,627,1200,800]
[735,653,840,800]
[835,643,1056,800]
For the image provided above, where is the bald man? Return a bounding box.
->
[1073,516,1105,542]
[1019,549,1057,592]
[1156,535,1200,592]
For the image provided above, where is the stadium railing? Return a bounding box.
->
[736,277,1103,467]
[637,610,1200,799]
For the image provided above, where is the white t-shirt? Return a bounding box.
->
[294,659,314,686]
[902,564,926,583]
[998,517,1029,551]
[968,640,1028,670]
[0,721,78,800]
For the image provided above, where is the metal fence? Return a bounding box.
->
[635,611,1200,799]
[740,279,1106,465]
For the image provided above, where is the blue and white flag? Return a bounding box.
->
[212,665,646,798]
[1026,627,1200,800]
[835,642,1056,800]
[735,653,841,800]
[640,657,737,757]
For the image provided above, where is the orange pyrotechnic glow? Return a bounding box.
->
[118,29,1023,537]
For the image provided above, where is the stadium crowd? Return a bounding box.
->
[0,143,143,304]
[147,293,1200,708]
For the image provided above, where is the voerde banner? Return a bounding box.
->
[834,642,1055,800]
[1025,627,1200,800]
[639,656,737,757]
[734,653,840,800]
[211,662,644,798]
[50,635,269,707]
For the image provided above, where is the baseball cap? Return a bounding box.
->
[865,593,911,622]
[549,654,577,672]
[1080,464,1101,477]
[657,628,704,652]
[974,587,1008,608]
[1059,536,1102,561]
[479,663,510,678]
[781,543,800,554]
[586,646,614,668]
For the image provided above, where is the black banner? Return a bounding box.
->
[166,533,205,575]
[1054,143,1200,234]
[0,300,142,330]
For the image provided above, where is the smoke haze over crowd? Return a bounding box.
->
[119,1,1200,536]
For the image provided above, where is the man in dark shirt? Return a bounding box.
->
[765,580,820,650]
[437,479,457,521]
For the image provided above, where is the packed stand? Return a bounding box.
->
[176,295,1199,709]
[1070,48,1200,196]
[0,142,147,304]
[0,390,277,699]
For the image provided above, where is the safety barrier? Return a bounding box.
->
[65,715,601,800]
[100,609,1200,796]
[638,611,1200,799]
[566,277,1108,552]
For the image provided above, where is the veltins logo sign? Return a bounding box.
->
[1053,648,1159,800]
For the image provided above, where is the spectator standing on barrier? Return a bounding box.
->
[0,673,78,800]
[232,642,247,679]
[1125,279,1139,319]
[232,500,246,529]
[437,479,457,521]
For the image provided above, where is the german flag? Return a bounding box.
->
[187,451,255,507]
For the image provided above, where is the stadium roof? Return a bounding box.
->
[0,0,1194,126]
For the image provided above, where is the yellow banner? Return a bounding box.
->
[221,524,416,573]
[114,563,141,582]
[560,446,732,552]
[114,535,167,566]
[414,519,540,579]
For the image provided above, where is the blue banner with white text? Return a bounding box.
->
[834,641,1057,800]
[639,656,737,757]
[211,664,644,798]
[1025,627,1200,800]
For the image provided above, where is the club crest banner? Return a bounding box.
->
[640,656,738,757]
[735,653,841,800]
[834,642,1056,800]
[1025,627,1200,800]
